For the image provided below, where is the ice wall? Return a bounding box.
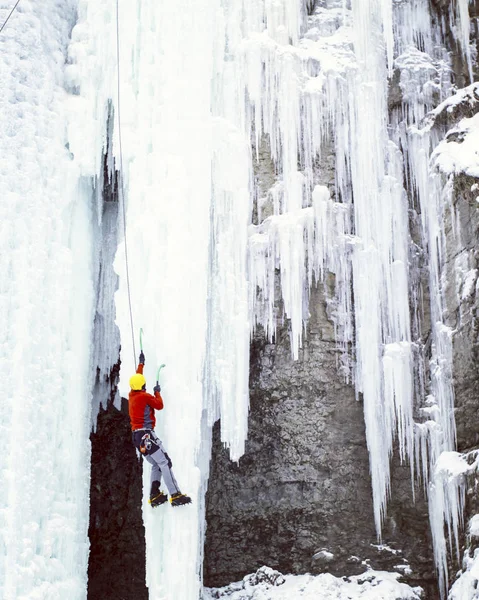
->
[66,0,474,599]
[69,1,251,598]
[89,106,121,426]
[0,2,94,599]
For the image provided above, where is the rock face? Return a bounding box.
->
[445,172,479,453]
[88,394,148,600]
[204,284,436,596]
[441,150,479,588]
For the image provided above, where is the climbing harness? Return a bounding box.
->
[0,0,21,35]
[139,433,152,455]
[116,0,136,367]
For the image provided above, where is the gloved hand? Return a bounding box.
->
[139,351,145,364]
[153,384,161,394]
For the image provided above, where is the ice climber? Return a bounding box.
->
[129,351,192,507]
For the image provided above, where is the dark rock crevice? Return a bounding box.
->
[87,114,146,599]
[204,284,437,597]
[88,390,148,600]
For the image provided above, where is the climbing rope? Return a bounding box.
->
[0,0,21,35]
[116,0,137,367]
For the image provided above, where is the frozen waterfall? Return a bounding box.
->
[0,2,93,598]
[0,0,475,599]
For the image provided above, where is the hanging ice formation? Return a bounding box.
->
[63,0,475,599]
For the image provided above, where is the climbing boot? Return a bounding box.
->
[170,492,192,507]
[149,491,168,507]
[149,480,168,507]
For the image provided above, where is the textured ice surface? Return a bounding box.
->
[0,2,93,599]
[430,451,478,597]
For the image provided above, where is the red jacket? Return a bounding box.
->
[128,363,164,431]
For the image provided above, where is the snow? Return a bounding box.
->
[434,113,479,177]
[454,257,478,306]
[203,566,423,600]
[312,549,334,561]
[449,549,479,600]
[430,82,479,120]
[371,543,401,556]
[448,510,479,599]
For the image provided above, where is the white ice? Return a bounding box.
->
[429,451,477,597]
[449,509,479,600]
[452,0,474,82]
[0,2,93,599]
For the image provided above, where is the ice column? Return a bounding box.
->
[0,2,94,599]
[408,127,459,596]
[204,118,252,461]
[348,0,413,535]
[69,0,252,597]
[453,0,473,82]
[113,2,217,598]
[429,452,470,597]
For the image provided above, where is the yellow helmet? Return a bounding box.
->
[130,373,146,391]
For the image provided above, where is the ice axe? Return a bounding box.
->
[156,364,166,386]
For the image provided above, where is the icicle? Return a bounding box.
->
[383,342,414,464]
[249,226,277,343]
[248,182,354,366]
[248,203,315,360]
[64,1,469,598]
[346,0,414,537]
[406,79,462,596]
[393,0,436,58]
[453,0,473,83]
[0,4,94,598]
[312,185,353,376]
[205,117,252,461]
[380,0,394,77]
[265,0,302,46]
[429,452,470,598]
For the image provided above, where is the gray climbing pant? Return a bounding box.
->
[132,429,181,496]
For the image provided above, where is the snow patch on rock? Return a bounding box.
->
[203,566,423,599]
